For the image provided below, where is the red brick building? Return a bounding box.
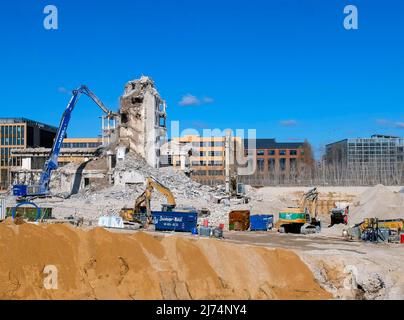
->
[243,139,306,178]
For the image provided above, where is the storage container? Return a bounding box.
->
[250,214,274,231]
[198,226,212,237]
[229,210,250,231]
[152,211,197,232]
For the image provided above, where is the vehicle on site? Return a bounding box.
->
[342,218,404,242]
[12,85,116,199]
[329,202,350,226]
[230,176,246,199]
[120,176,196,226]
[277,187,321,234]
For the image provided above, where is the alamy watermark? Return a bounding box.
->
[343,5,358,30]
[43,264,58,290]
[158,120,257,176]
[43,5,58,30]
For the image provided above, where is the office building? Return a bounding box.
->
[243,138,306,176]
[170,135,241,184]
[0,118,57,189]
[325,134,404,169]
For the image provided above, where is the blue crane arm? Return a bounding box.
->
[36,85,116,195]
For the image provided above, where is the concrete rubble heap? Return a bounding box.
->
[38,151,265,227]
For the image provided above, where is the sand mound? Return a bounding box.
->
[0,223,331,300]
[349,185,404,224]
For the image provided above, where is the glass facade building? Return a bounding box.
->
[0,118,57,189]
[325,135,404,169]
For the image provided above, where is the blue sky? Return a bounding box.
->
[0,0,403,158]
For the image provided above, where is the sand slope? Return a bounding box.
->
[0,223,330,300]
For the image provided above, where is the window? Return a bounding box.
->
[290,158,297,170]
[208,151,222,156]
[159,116,166,127]
[208,170,223,176]
[257,159,265,172]
[194,170,207,176]
[21,126,24,145]
[289,150,297,156]
[207,160,222,166]
[280,158,286,171]
[257,150,265,156]
[268,158,275,171]
[269,150,275,156]
[12,126,16,145]
[279,150,286,156]
[17,126,21,145]
[121,112,128,124]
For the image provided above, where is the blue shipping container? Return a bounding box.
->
[250,214,274,231]
[152,211,198,232]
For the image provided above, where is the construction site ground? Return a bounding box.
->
[113,227,404,300]
[2,157,404,300]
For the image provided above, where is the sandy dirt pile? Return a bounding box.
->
[0,222,331,300]
[349,184,404,224]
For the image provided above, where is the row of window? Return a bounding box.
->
[0,147,22,167]
[191,141,224,147]
[193,170,224,176]
[199,151,223,157]
[62,142,102,148]
[247,149,300,156]
[191,161,223,166]
[0,125,25,146]
[348,142,402,147]
[256,158,298,172]
[348,157,402,162]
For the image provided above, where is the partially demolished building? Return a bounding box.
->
[9,76,168,192]
[118,76,167,169]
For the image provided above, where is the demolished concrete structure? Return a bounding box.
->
[10,75,169,192]
[118,76,167,169]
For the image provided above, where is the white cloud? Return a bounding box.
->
[179,94,200,106]
[179,94,214,106]
[280,119,298,127]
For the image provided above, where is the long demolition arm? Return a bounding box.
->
[37,85,116,195]
[147,177,177,208]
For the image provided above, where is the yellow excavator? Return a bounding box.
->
[277,187,321,234]
[120,176,177,225]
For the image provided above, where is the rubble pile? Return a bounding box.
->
[29,152,258,227]
[349,184,404,224]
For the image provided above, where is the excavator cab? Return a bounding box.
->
[278,187,321,234]
[161,204,176,212]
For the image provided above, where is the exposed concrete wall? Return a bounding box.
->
[118,76,167,168]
